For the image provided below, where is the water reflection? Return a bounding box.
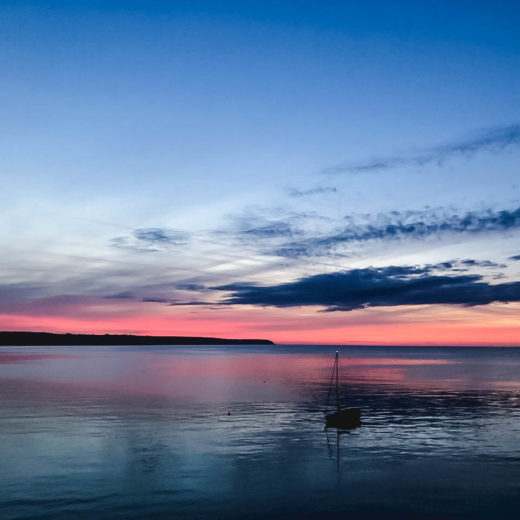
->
[0,345,519,519]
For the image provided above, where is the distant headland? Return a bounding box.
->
[0,331,275,346]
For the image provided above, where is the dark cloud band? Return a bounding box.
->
[215,265,520,311]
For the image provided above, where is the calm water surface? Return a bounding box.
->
[1,345,519,519]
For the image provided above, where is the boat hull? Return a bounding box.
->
[326,407,361,429]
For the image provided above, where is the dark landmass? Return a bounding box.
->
[0,331,274,346]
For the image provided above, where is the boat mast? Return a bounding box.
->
[335,350,339,413]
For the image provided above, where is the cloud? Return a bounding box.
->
[140,296,210,305]
[324,124,520,174]
[175,283,211,292]
[215,207,336,253]
[239,222,294,239]
[110,227,189,252]
[460,259,505,268]
[215,208,308,244]
[420,259,504,272]
[288,186,337,197]
[273,206,520,258]
[104,291,135,300]
[141,297,170,303]
[168,300,214,306]
[214,265,520,311]
[133,228,189,245]
[0,282,55,305]
[509,254,520,261]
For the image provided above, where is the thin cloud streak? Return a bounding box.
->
[133,228,189,246]
[324,124,520,174]
[110,227,189,252]
[288,186,337,197]
[239,222,294,239]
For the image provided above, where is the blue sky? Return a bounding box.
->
[1,1,520,343]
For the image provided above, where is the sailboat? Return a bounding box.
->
[325,350,361,429]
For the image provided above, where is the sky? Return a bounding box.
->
[1,0,520,345]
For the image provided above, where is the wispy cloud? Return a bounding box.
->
[142,297,170,303]
[110,227,189,252]
[133,228,189,245]
[214,265,520,311]
[288,186,337,197]
[239,222,294,239]
[459,259,505,268]
[0,282,51,305]
[273,206,520,258]
[104,291,135,300]
[215,207,334,251]
[215,208,308,244]
[168,300,215,307]
[324,124,520,174]
[421,259,504,271]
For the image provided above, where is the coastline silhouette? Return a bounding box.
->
[0,331,274,346]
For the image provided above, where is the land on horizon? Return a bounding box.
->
[0,331,274,346]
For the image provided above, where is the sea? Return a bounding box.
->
[1,344,519,519]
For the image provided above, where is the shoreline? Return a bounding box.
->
[0,331,274,346]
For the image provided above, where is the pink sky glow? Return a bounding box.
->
[2,299,520,346]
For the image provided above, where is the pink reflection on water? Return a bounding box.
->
[156,354,451,378]
[144,353,458,398]
[0,353,81,364]
[493,380,520,388]
[339,358,451,365]
[2,348,512,403]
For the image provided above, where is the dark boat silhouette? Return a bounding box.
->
[325,350,361,429]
